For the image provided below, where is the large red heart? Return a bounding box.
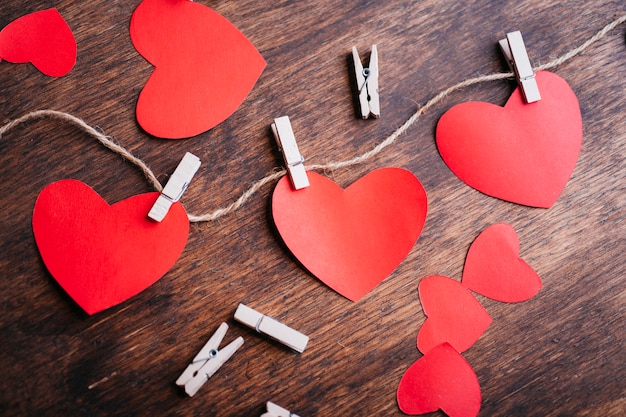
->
[130,0,266,139]
[32,180,189,315]
[417,275,491,354]
[462,223,541,303]
[0,8,76,77]
[397,343,481,417]
[436,71,582,208]
[272,168,428,301]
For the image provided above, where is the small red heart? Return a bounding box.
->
[462,223,541,303]
[32,180,189,315]
[0,8,76,77]
[436,71,582,208]
[130,0,266,139]
[397,342,481,417]
[417,275,492,354]
[272,168,428,301]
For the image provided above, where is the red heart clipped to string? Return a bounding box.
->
[272,168,428,302]
[32,180,189,315]
[0,8,76,77]
[417,275,492,354]
[397,343,481,417]
[436,71,582,208]
[130,0,266,139]
[462,223,541,303]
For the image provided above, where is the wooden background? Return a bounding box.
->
[1,1,624,416]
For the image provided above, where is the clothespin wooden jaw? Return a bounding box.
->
[271,116,310,190]
[148,152,201,222]
[234,303,309,353]
[499,31,541,103]
[352,44,380,119]
[176,322,244,397]
[261,401,301,417]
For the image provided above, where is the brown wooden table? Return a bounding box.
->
[1,1,624,416]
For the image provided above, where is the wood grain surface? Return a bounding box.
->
[1,1,625,416]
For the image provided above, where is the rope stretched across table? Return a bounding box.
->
[1,14,625,223]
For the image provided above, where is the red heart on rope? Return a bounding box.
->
[32,180,189,315]
[397,343,481,417]
[462,223,541,303]
[0,8,76,77]
[436,71,582,208]
[272,168,428,301]
[417,275,492,354]
[130,0,266,139]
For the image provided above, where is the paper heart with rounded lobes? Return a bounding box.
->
[462,223,542,303]
[417,275,492,354]
[130,0,266,139]
[397,342,481,417]
[436,71,582,208]
[272,168,428,301]
[0,8,76,77]
[32,180,189,315]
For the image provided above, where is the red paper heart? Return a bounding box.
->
[272,168,428,301]
[397,343,481,417]
[0,8,76,77]
[462,223,541,303]
[130,0,266,139]
[32,180,189,315]
[417,275,491,354]
[436,71,582,208]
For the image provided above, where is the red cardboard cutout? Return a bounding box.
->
[417,275,491,354]
[0,8,76,77]
[436,71,582,208]
[272,168,428,301]
[462,223,541,303]
[397,343,481,417]
[32,180,189,315]
[130,0,266,139]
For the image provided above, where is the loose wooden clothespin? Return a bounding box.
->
[271,116,310,190]
[234,303,309,353]
[352,44,379,119]
[176,322,243,397]
[499,31,541,103]
[148,152,201,222]
[261,401,301,417]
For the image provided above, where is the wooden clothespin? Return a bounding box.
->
[176,323,243,397]
[352,44,379,119]
[271,116,310,190]
[499,31,541,103]
[261,401,301,417]
[234,303,309,353]
[148,152,201,222]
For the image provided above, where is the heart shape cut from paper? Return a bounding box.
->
[130,0,266,139]
[0,8,76,77]
[272,168,428,302]
[32,180,189,315]
[397,342,481,417]
[462,223,541,303]
[417,275,492,354]
[436,71,582,208]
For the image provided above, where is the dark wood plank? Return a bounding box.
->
[1,1,624,416]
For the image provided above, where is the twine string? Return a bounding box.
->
[0,109,164,192]
[1,14,624,223]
